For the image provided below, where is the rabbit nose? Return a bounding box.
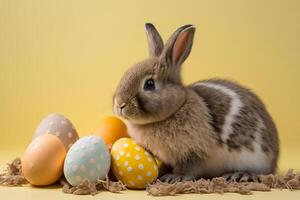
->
[115,102,126,116]
[119,102,126,109]
[114,97,127,110]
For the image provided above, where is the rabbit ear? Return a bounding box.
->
[145,23,164,57]
[161,24,195,70]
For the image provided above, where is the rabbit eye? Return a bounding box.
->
[144,78,155,91]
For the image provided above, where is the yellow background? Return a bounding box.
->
[0,0,300,199]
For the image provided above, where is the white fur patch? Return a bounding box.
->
[194,82,243,141]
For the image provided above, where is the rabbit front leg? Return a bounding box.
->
[159,153,203,183]
[159,163,201,183]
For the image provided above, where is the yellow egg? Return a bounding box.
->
[94,116,129,149]
[111,138,158,189]
[22,134,66,186]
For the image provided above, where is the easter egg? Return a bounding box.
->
[33,113,79,151]
[22,134,66,186]
[111,138,158,189]
[63,135,111,186]
[94,116,129,149]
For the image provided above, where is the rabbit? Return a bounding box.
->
[113,23,279,183]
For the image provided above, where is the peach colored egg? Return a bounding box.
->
[94,116,129,149]
[22,134,66,186]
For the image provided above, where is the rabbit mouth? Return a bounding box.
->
[113,101,149,124]
[113,100,135,120]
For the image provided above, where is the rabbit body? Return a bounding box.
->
[127,79,278,180]
[113,24,279,181]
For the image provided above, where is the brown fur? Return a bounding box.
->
[190,83,231,144]
[113,24,279,181]
[127,89,217,167]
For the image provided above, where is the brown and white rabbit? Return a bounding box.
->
[113,23,279,183]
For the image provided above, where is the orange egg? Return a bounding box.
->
[22,134,66,186]
[94,116,129,149]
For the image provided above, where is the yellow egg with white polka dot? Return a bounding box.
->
[111,138,159,189]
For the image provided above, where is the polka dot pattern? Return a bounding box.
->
[111,138,159,189]
[63,135,111,186]
[33,113,79,151]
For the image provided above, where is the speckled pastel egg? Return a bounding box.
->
[33,113,79,151]
[63,135,111,186]
[111,138,159,189]
[22,134,66,186]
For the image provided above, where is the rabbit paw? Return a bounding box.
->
[159,174,195,183]
[222,171,258,182]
